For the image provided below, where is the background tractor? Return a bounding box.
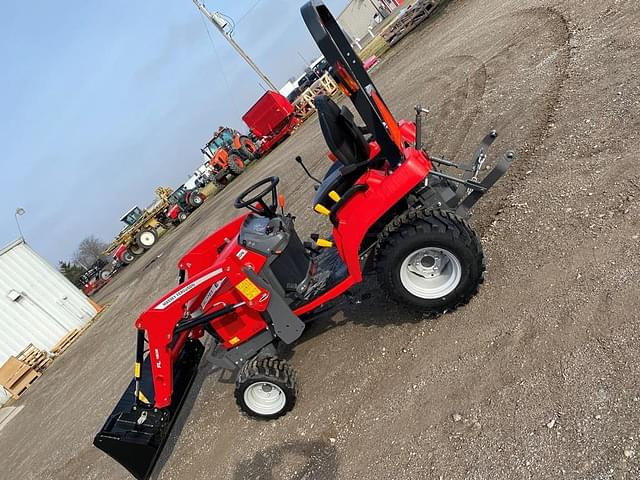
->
[201,127,258,189]
[104,187,173,265]
[165,185,205,225]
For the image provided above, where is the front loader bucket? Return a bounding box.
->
[94,339,204,480]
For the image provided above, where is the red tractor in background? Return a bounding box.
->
[94,2,515,479]
[242,90,300,156]
[165,185,205,225]
[202,127,258,189]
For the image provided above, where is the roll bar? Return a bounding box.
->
[301,1,403,167]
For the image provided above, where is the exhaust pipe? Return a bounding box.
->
[93,336,204,480]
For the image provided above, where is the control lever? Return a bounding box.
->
[295,156,322,185]
[414,105,429,150]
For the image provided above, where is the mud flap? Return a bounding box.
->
[93,339,204,480]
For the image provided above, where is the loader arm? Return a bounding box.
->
[136,254,270,409]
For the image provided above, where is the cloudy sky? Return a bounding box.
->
[0,0,348,263]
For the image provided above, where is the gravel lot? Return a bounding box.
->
[1,0,639,478]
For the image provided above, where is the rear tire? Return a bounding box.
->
[136,229,157,249]
[235,357,297,420]
[188,193,203,207]
[228,154,245,175]
[375,209,485,315]
[177,211,188,222]
[239,136,257,160]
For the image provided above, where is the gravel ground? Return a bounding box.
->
[0,0,639,479]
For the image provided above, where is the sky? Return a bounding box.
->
[0,0,348,264]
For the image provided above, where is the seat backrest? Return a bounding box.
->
[314,95,370,166]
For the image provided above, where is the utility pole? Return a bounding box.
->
[192,0,278,91]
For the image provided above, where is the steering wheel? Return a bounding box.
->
[234,176,280,217]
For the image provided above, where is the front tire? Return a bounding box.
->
[234,357,297,420]
[376,210,485,315]
[121,250,135,264]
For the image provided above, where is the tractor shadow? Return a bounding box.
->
[279,275,440,360]
[232,439,338,480]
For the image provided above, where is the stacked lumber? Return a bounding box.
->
[0,357,41,399]
[382,0,441,46]
[17,344,52,372]
[51,329,81,355]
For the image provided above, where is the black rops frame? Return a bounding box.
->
[301,1,403,167]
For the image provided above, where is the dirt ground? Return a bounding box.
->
[1,0,639,478]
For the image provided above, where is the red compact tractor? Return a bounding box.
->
[94,2,514,479]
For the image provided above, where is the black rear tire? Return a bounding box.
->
[234,357,297,420]
[375,209,485,315]
[188,193,203,207]
[228,154,245,175]
[239,136,257,160]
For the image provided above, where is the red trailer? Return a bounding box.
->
[242,91,299,156]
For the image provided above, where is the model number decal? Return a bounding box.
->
[154,268,223,310]
[236,248,248,260]
[200,278,226,310]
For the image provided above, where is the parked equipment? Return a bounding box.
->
[165,185,205,225]
[202,127,258,188]
[105,187,174,265]
[94,2,514,479]
[242,91,300,156]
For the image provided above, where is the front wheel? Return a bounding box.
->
[121,250,135,264]
[375,210,485,315]
[234,357,297,420]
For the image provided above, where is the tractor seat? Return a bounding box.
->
[315,95,369,166]
[312,96,371,214]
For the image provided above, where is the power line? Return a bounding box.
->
[235,0,262,27]
[197,11,241,117]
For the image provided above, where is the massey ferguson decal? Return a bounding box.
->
[154,268,223,310]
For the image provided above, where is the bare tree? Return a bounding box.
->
[72,235,108,268]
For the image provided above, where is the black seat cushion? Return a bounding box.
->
[314,95,370,166]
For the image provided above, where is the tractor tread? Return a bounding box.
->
[234,356,297,420]
[375,209,485,315]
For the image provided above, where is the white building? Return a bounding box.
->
[0,239,99,404]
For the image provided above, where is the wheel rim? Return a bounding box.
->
[178,213,187,221]
[193,195,202,205]
[123,252,134,262]
[139,231,155,247]
[233,156,244,168]
[243,382,286,415]
[399,247,462,299]
[130,244,144,255]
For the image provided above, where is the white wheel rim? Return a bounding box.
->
[193,196,202,204]
[139,231,155,247]
[243,382,286,415]
[399,247,462,299]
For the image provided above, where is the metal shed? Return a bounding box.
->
[0,239,98,404]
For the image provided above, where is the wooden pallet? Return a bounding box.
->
[293,72,340,121]
[382,0,440,46]
[16,344,53,372]
[0,357,41,399]
[51,329,81,355]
